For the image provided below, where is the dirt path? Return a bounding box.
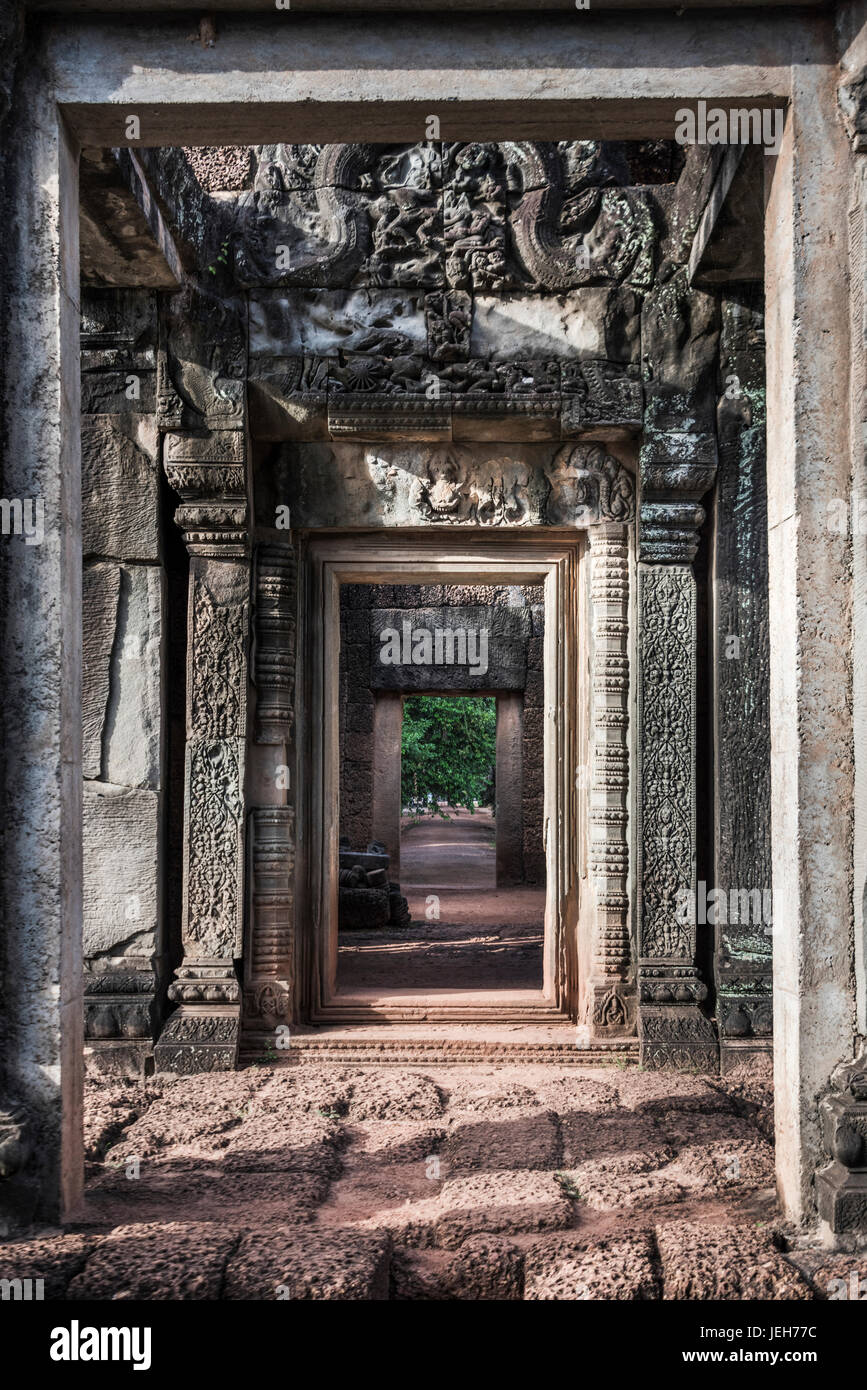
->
[337,810,545,993]
[400,808,497,890]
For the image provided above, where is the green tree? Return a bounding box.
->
[401,695,496,817]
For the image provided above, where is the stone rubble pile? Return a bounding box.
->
[338,839,412,931]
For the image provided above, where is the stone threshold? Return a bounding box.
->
[241,1021,639,1066]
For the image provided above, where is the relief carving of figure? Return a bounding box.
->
[544,443,635,526]
[410,453,465,521]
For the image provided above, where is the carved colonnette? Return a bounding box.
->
[585,524,633,1035]
[714,288,773,1070]
[154,428,250,1072]
[243,543,297,1033]
[634,258,721,1069]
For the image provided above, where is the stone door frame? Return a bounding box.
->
[368,688,525,888]
[297,531,584,1021]
[3,9,859,1229]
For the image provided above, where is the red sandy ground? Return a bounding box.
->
[337,810,546,993]
[0,1059,859,1299]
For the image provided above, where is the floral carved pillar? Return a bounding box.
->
[155,429,250,1071]
[637,433,719,1070]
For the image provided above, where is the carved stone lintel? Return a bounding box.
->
[816,1043,867,1235]
[586,525,634,1037]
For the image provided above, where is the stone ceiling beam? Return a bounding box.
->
[687,146,764,287]
[27,0,827,9]
[79,147,183,289]
[44,12,822,147]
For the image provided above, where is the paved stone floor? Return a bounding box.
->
[0,1061,862,1299]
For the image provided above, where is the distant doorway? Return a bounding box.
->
[299,533,582,1022]
[334,586,548,1003]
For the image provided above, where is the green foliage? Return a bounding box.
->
[401,695,496,817]
[207,238,230,276]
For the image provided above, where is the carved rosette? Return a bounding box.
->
[586,526,633,1035]
[156,428,250,1073]
[636,431,718,1070]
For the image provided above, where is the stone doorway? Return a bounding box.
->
[4,6,863,1239]
[295,534,587,1024]
[337,674,547,1003]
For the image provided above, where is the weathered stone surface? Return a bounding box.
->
[86,1167,326,1230]
[370,604,530,692]
[102,565,164,789]
[434,1170,575,1247]
[82,1085,142,1163]
[656,1221,812,1300]
[79,148,182,290]
[470,290,638,363]
[225,1229,391,1300]
[183,146,254,193]
[81,414,160,561]
[83,784,160,958]
[83,561,163,789]
[68,1222,237,1300]
[441,1108,561,1173]
[447,1234,524,1299]
[344,1070,445,1122]
[82,562,121,781]
[249,288,427,357]
[0,1233,98,1298]
[787,1252,867,1301]
[525,1231,660,1300]
[559,1106,669,1168]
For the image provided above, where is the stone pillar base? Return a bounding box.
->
[718,1038,772,1076]
[154,1006,240,1073]
[817,1063,867,1235]
[816,1162,867,1237]
[717,980,773,1074]
[83,1041,153,1081]
[639,1006,719,1072]
[587,980,636,1037]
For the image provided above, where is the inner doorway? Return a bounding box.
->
[300,534,582,1022]
[338,679,546,998]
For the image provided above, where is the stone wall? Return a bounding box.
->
[80,289,170,1067]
